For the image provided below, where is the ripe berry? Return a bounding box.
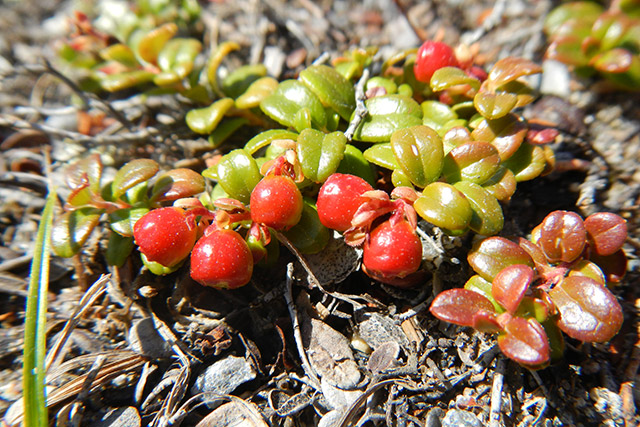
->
[133,207,197,267]
[317,173,373,232]
[250,175,303,230]
[190,228,254,289]
[362,219,422,280]
[414,40,460,83]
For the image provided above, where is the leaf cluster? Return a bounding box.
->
[430,210,628,368]
[544,0,640,89]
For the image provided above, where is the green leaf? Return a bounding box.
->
[283,199,330,254]
[353,113,423,142]
[299,64,356,120]
[51,207,102,258]
[454,181,504,235]
[65,153,103,193]
[297,129,347,183]
[244,129,299,155]
[336,144,376,185]
[474,92,518,119]
[430,67,481,92]
[390,125,444,188]
[464,274,503,313]
[543,2,604,35]
[415,182,472,231]
[442,141,501,185]
[260,80,327,129]
[109,207,149,237]
[106,232,134,267]
[206,41,240,96]
[502,143,547,182]
[186,98,235,135]
[421,100,458,128]
[99,70,156,92]
[365,94,422,117]
[363,143,400,170]
[112,159,159,200]
[208,117,249,148]
[23,189,56,427]
[154,37,202,85]
[222,64,268,99]
[99,43,138,67]
[471,114,527,161]
[235,76,279,109]
[481,167,517,201]
[216,149,262,204]
[136,23,178,65]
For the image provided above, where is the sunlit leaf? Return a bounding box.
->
[51,208,102,258]
[297,129,347,183]
[186,98,235,135]
[498,317,550,369]
[536,210,586,263]
[414,182,472,231]
[150,168,205,203]
[299,64,356,120]
[390,125,444,187]
[453,181,504,236]
[111,159,159,200]
[430,288,496,327]
[468,236,534,282]
[492,264,534,314]
[442,141,501,185]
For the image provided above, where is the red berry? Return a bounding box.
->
[413,40,460,83]
[190,228,254,289]
[133,207,197,267]
[363,219,422,279]
[317,173,373,232]
[250,175,303,230]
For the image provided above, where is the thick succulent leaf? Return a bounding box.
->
[536,210,586,263]
[492,264,534,314]
[186,98,235,135]
[51,208,102,258]
[599,54,640,89]
[584,212,628,256]
[365,94,422,117]
[235,77,279,109]
[221,64,267,99]
[502,143,547,182]
[215,149,262,204]
[568,260,606,285]
[549,276,623,343]
[208,117,249,148]
[206,41,240,94]
[442,141,501,185]
[99,70,156,92]
[108,207,149,237]
[260,80,327,129]
[363,143,400,170]
[514,296,552,324]
[67,187,94,207]
[65,154,103,193]
[486,57,542,92]
[415,183,472,231]
[453,181,504,236]
[430,288,496,327]
[430,67,481,92]
[421,100,458,127]
[545,35,592,67]
[299,65,356,120]
[336,144,377,185]
[471,114,527,161]
[283,199,330,254]
[543,2,603,35]
[297,129,347,183]
[589,250,628,284]
[474,92,518,120]
[354,114,423,143]
[390,125,444,187]
[112,159,159,200]
[99,43,138,67]
[150,168,205,203]
[154,38,202,85]
[244,129,298,155]
[106,232,134,267]
[498,317,550,369]
[468,236,534,282]
[591,48,634,73]
[136,23,178,65]
[442,126,473,153]
[464,274,503,313]
[472,310,502,333]
[481,167,517,201]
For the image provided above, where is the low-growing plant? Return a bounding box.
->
[544,0,640,89]
[430,210,627,368]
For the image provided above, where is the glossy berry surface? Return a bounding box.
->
[413,40,460,83]
[133,207,196,267]
[317,173,373,231]
[250,175,303,230]
[190,228,254,289]
[362,219,422,279]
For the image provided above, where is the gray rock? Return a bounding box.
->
[441,409,482,427]
[192,355,257,396]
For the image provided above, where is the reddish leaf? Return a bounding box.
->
[498,317,550,369]
[65,153,103,193]
[537,211,586,263]
[472,310,502,333]
[486,57,542,91]
[468,236,534,282]
[112,159,159,200]
[584,212,627,256]
[471,114,527,161]
[430,289,496,327]
[589,250,628,284]
[549,276,623,343]
[150,168,206,203]
[492,264,534,314]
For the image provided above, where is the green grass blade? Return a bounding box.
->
[23,188,56,427]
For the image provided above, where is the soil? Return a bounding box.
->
[0,1,638,426]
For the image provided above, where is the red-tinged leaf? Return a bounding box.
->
[590,48,633,73]
[471,114,527,161]
[545,36,592,67]
[527,127,559,145]
[549,276,623,343]
[468,236,534,282]
[472,310,502,333]
[112,159,159,200]
[498,317,550,369]
[51,208,102,258]
[430,288,496,327]
[492,264,534,314]
[589,250,628,284]
[584,212,628,256]
[150,168,205,203]
[538,210,586,263]
[486,57,542,92]
[442,141,501,185]
[517,238,548,270]
[65,153,103,192]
